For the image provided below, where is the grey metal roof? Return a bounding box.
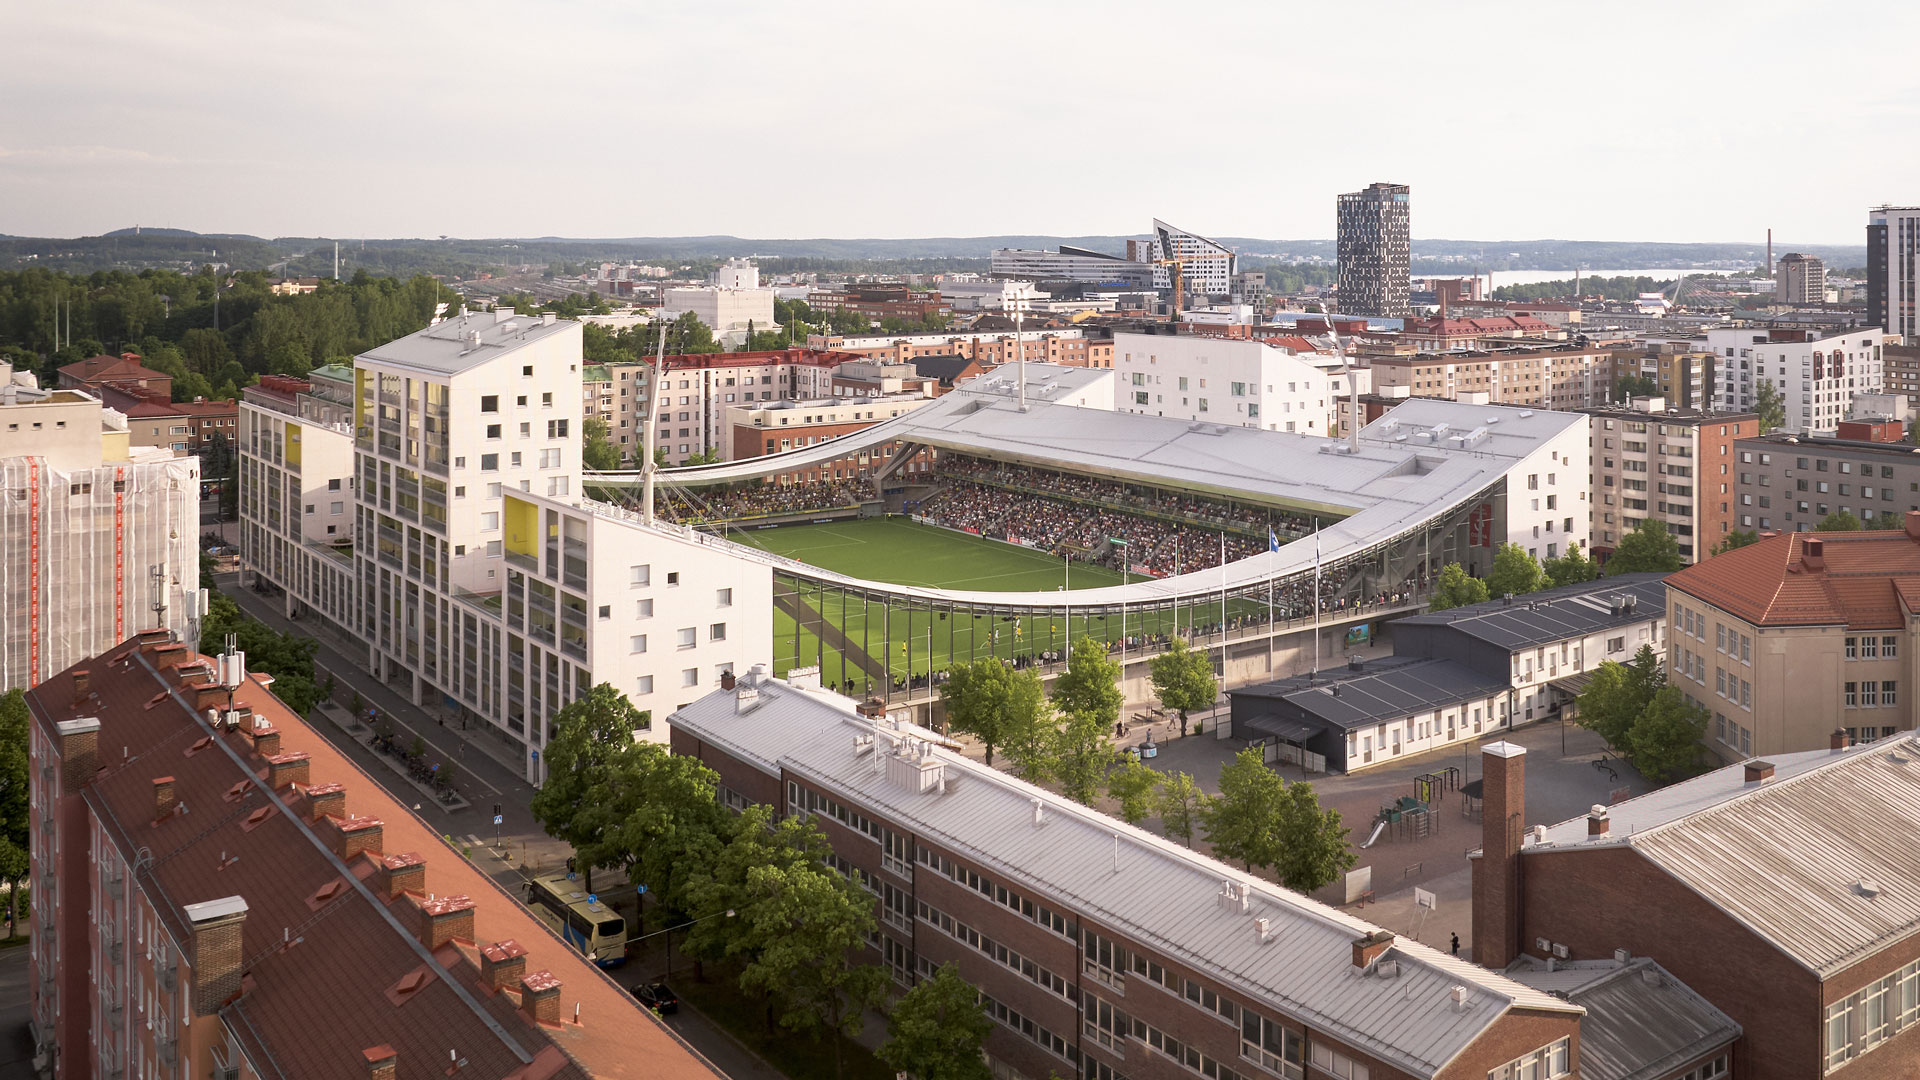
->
[671,674,1581,1078]
[1393,574,1670,651]
[1522,734,1920,977]
[1233,657,1511,731]
[584,365,1584,612]
[1507,958,1739,1080]
[359,309,580,377]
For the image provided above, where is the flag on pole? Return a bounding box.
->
[1269,526,1280,553]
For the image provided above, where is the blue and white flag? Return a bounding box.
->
[1269,526,1280,553]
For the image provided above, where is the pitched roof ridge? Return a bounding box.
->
[1632,733,1917,844]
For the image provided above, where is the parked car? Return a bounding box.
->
[631,982,678,1015]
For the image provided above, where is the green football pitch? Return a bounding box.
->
[723,517,1233,688]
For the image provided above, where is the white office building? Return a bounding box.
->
[239,310,771,779]
[664,282,776,348]
[1130,219,1237,304]
[0,387,199,689]
[1112,332,1343,435]
[1705,326,1884,434]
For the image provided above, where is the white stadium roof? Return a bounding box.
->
[587,364,1584,610]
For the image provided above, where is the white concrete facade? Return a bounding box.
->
[1112,332,1339,434]
[1706,327,1884,434]
[1503,420,1592,562]
[663,285,776,347]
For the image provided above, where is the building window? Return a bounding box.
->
[635,675,653,696]
[480,453,499,471]
[1240,1012,1305,1078]
[716,588,732,607]
[630,564,650,586]
[482,395,499,412]
[709,622,727,642]
[1487,1038,1571,1080]
[630,635,647,653]
[1865,637,1880,659]
[682,667,699,687]
[676,627,697,649]
[1847,681,1858,707]
[1847,636,1858,659]
[1083,928,1125,990]
[1885,681,1899,707]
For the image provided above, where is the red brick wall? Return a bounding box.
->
[1437,1008,1580,1080]
[669,728,783,809]
[1518,845,1819,1080]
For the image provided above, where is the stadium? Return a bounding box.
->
[585,364,1589,714]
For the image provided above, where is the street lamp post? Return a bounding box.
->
[628,908,737,980]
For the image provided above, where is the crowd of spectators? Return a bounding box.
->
[661,478,869,524]
[934,455,1320,539]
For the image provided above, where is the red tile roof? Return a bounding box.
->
[59,354,172,384]
[659,346,858,372]
[1667,517,1920,629]
[30,640,725,1080]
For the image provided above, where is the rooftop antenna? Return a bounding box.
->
[334,240,340,281]
[148,562,170,627]
[218,634,246,729]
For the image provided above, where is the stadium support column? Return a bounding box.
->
[838,584,848,694]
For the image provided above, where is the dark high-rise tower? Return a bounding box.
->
[1336,182,1411,318]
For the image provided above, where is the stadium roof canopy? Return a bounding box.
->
[586,364,1586,610]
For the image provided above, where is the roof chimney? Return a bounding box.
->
[409,893,476,950]
[1472,741,1527,969]
[1832,729,1851,752]
[153,776,177,821]
[519,971,563,1026]
[1802,536,1826,571]
[55,716,101,791]
[480,939,529,992]
[1744,760,1775,783]
[265,751,311,790]
[1587,804,1610,838]
[183,896,248,1015]
[326,815,385,860]
[1906,510,1920,541]
[301,781,347,823]
[376,851,426,900]
[363,1046,398,1080]
[1352,930,1395,969]
[720,669,736,691]
[72,668,91,701]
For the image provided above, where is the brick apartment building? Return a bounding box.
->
[672,668,1593,1080]
[25,630,722,1080]
[806,283,951,324]
[1732,426,1920,532]
[1662,518,1920,761]
[585,347,865,465]
[1470,734,1920,1079]
[1883,343,1920,409]
[725,395,936,483]
[1368,346,1614,412]
[809,328,1108,369]
[1580,400,1758,564]
[1396,316,1560,352]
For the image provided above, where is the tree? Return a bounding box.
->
[1628,686,1708,782]
[1573,660,1641,750]
[734,858,889,1080]
[582,417,622,471]
[1605,518,1683,575]
[1050,707,1112,807]
[939,658,1017,765]
[590,747,732,916]
[1200,748,1285,872]
[1817,510,1863,532]
[528,683,650,885]
[1050,636,1124,727]
[1612,374,1658,401]
[877,963,993,1080]
[1752,379,1786,434]
[1271,780,1355,892]
[0,690,28,937]
[1711,530,1759,556]
[1428,562,1490,612]
[1156,771,1209,847]
[997,669,1054,783]
[1105,757,1161,824]
[683,804,825,971]
[1542,542,1599,588]
[1486,542,1546,598]
[1149,637,1217,731]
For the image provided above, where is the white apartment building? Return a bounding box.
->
[238,370,359,633]
[1705,326,1883,434]
[0,387,199,689]
[240,310,772,778]
[1137,219,1237,303]
[663,283,776,348]
[1112,331,1341,434]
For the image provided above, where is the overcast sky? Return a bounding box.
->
[2,1,1911,245]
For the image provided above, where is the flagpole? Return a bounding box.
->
[1267,524,1277,674]
[1219,532,1227,653]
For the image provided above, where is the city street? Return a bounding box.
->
[0,944,30,1077]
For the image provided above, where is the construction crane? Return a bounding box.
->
[1154,257,1188,315]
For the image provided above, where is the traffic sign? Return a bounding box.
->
[492,814,503,826]
[636,884,648,895]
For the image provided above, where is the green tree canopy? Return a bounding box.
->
[1200,748,1286,872]
[1711,530,1759,556]
[582,416,623,471]
[1628,686,1709,782]
[527,683,653,883]
[1050,636,1124,730]
[878,964,993,1080]
[1817,510,1863,532]
[1752,380,1785,434]
[1105,757,1162,824]
[683,804,824,969]
[938,658,1018,766]
[1574,660,1642,750]
[589,746,732,914]
[1543,541,1599,587]
[1606,518,1684,575]
[0,690,28,937]
[1156,771,1209,847]
[1149,637,1217,725]
[1050,707,1113,808]
[1271,780,1356,892]
[1486,542,1546,598]
[996,668,1055,784]
[1429,562,1490,612]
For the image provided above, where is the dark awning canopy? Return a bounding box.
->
[1241,713,1329,744]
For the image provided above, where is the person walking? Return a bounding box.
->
[1450,933,1461,956]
